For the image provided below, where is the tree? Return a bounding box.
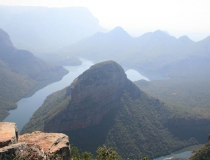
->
[96,145,122,160]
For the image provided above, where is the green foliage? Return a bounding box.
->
[71,145,94,160]
[105,89,197,159]
[22,76,205,159]
[96,145,122,160]
[135,78,210,117]
[190,143,210,160]
[21,60,210,159]
[0,67,36,121]
[71,145,121,160]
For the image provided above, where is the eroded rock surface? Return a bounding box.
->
[0,122,18,148]
[19,131,70,159]
[0,122,70,159]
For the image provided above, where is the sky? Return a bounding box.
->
[0,0,210,41]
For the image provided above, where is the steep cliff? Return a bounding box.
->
[22,61,206,159]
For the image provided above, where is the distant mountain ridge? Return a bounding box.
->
[0,28,68,121]
[61,27,210,79]
[22,61,210,159]
[0,5,106,52]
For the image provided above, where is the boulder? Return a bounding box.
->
[0,142,27,159]
[0,122,70,159]
[19,131,70,160]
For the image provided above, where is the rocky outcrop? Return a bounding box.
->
[44,61,134,132]
[0,122,70,159]
[0,122,18,148]
[19,131,70,160]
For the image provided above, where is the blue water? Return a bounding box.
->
[126,69,149,81]
[154,151,192,160]
[3,58,192,159]
[3,59,94,131]
[3,59,148,131]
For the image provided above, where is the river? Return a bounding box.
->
[3,58,196,159]
[3,59,93,131]
[153,151,192,160]
[3,59,149,131]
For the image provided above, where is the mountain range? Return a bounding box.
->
[21,61,210,159]
[0,28,68,121]
[0,6,106,52]
[60,27,210,79]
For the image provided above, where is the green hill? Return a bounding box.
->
[135,78,210,111]
[21,61,210,159]
[0,28,68,121]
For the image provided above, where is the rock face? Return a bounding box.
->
[0,122,70,159]
[19,131,70,160]
[44,61,133,132]
[0,122,18,148]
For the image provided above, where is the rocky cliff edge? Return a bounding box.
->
[0,122,70,159]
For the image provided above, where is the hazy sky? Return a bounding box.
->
[0,0,210,41]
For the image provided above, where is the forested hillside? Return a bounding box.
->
[190,143,210,160]
[135,78,210,111]
[0,28,68,121]
[22,61,210,159]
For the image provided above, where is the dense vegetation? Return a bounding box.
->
[22,82,201,159]
[21,61,210,159]
[0,28,68,121]
[135,78,210,143]
[71,145,123,160]
[104,90,197,159]
[0,67,36,120]
[135,78,210,117]
[190,142,210,160]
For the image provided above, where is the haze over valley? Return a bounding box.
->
[0,1,210,159]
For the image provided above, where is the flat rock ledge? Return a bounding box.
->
[0,122,18,148]
[0,122,70,160]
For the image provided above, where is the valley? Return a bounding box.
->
[0,28,68,121]
[21,61,210,159]
[3,59,93,131]
[0,4,210,159]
